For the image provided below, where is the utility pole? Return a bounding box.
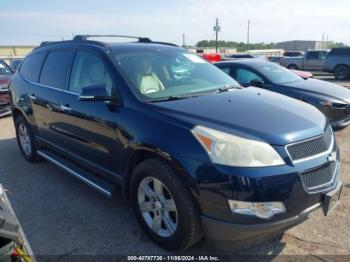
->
[182,33,186,47]
[322,33,325,49]
[213,18,220,53]
[247,20,250,45]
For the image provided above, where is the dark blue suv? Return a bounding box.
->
[9,35,342,250]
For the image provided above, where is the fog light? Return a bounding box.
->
[228,200,286,219]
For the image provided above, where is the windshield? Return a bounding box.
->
[256,62,302,84]
[0,61,12,76]
[112,49,239,101]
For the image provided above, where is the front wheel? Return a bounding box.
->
[130,158,202,250]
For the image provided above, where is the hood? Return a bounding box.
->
[282,78,350,103]
[150,87,326,145]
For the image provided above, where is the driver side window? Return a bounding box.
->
[235,68,263,84]
[69,51,113,95]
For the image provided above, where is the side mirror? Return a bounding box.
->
[250,79,264,87]
[78,84,119,103]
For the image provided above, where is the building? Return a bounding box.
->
[276,40,327,51]
[0,46,36,63]
[187,47,237,54]
[247,49,284,57]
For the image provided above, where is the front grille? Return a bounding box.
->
[300,161,337,193]
[286,127,333,162]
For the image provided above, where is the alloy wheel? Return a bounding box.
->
[138,176,178,237]
[18,123,32,156]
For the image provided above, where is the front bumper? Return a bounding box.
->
[201,202,321,249]
[0,105,11,117]
[317,105,350,129]
[0,91,11,117]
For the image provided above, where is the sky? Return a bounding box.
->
[1,0,350,46]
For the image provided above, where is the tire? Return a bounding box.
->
[287,64,298,70]
[130,158,201,250]
[15,115,38,162]
[334,65,350,80]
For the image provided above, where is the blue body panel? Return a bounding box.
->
[10,42,339,229]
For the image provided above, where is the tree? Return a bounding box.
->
[196,40,277,52]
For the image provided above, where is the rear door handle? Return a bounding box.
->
[60,104,71,112]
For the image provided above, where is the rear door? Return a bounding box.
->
[35,50,76,146]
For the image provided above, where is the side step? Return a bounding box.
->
[37,150,115,197]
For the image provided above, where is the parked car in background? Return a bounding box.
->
[283,51,304,57]
[227,53,255,59]
[0,59,12,76]
[201,53,222,63]
[280,50,328,70]
[215,59,350,128]
[9,59,23,72]
[324,47,350,80]
[268,56,282,63]
[0,59,13,117]
[9,35,342,250]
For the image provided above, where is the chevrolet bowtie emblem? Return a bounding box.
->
[327,152,337,162]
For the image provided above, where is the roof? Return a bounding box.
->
[35,35,180,52]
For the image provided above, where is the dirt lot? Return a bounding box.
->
[0,79,350,259]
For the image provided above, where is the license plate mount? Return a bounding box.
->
[0,96,10,105]
[323,182,342,216]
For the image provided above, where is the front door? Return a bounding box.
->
[54,50,123,178]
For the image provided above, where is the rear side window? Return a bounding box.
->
[328,48,350,57]
[39,50,75,90]
[306,52,319,60]
[20,52,47,82]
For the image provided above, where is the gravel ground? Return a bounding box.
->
[0,79,349,260]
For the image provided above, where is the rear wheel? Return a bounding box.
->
[130,158,201,250]
[15,116,38,162]
[334,65,350,80]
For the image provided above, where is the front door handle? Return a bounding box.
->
[28,94,36,100]
[60,104,71,112]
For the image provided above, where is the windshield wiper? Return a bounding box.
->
[147,95,193,103]
[216,84,241,93]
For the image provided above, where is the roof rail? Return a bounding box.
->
[73,35,152,42]
[73,35,178,47]
[38,39,109,49]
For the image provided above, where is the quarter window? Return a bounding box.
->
[39,50,75,90]
[69,51,113,95]
[20,52,47,82]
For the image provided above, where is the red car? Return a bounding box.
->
[201,53,222,63]
[290,69,314,79]
[0,60,13,117]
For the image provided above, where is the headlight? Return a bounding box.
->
[191,125,284,167]
[0,83,9,91]
[228,200,286,219]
